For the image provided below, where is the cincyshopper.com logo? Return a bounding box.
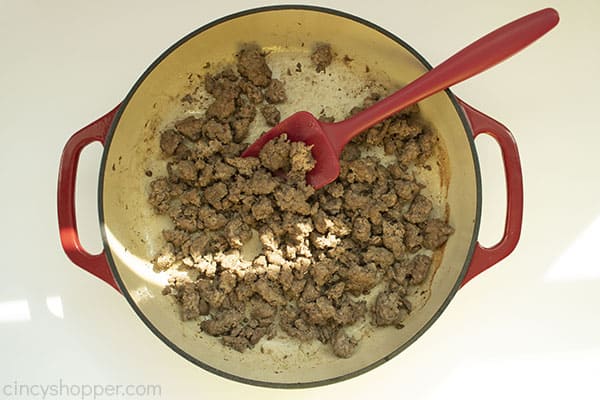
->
[2,380,161,399]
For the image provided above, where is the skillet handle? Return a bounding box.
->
[458,99,523,286]
[57,105,121,292]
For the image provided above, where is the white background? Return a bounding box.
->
[1,0,599,399]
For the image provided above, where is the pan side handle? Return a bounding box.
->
[458,99,524,286]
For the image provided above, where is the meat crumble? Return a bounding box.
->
[148,43,454,358]
[311,43,333,73]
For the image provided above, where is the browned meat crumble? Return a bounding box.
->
[311,43,333,73]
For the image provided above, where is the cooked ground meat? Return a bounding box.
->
[231,118,252,143]
[207,97,236,121]
[174,116,204,141]
[394,179,421,202]
[239,79,264,104]
[273,184,312,215]
[224,217,252,249]
[404,222,423,252]
[331,330,357,358]
[235,97,257,120]
[311,43,333,73]
[404,194,433,224]
[154,243,176,271]
[264,79,287,104]
[343,263,379,295]
[237,45,272,87]
[251,197,274,221]
[200,309,244,336]
[352,216,371,243]
[408,254,432,284]
[289,141,316,179]
[422,219,455,249]
[148,178,172,213]
[149,42,453,358]
[259,134,289,171]
[261,104,281,126]
[160,129,183,156]
[203,120,232,143]
[363,246,395,268]
[382,220,405,258]
[372,290,409,327]
[221,335,250,352]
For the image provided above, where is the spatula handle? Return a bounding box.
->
[328,8,559,152]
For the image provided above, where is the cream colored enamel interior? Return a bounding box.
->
[102,9,478,385]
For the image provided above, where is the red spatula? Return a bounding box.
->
[242,8,559,189]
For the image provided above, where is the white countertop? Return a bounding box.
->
[1,0,599,399]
